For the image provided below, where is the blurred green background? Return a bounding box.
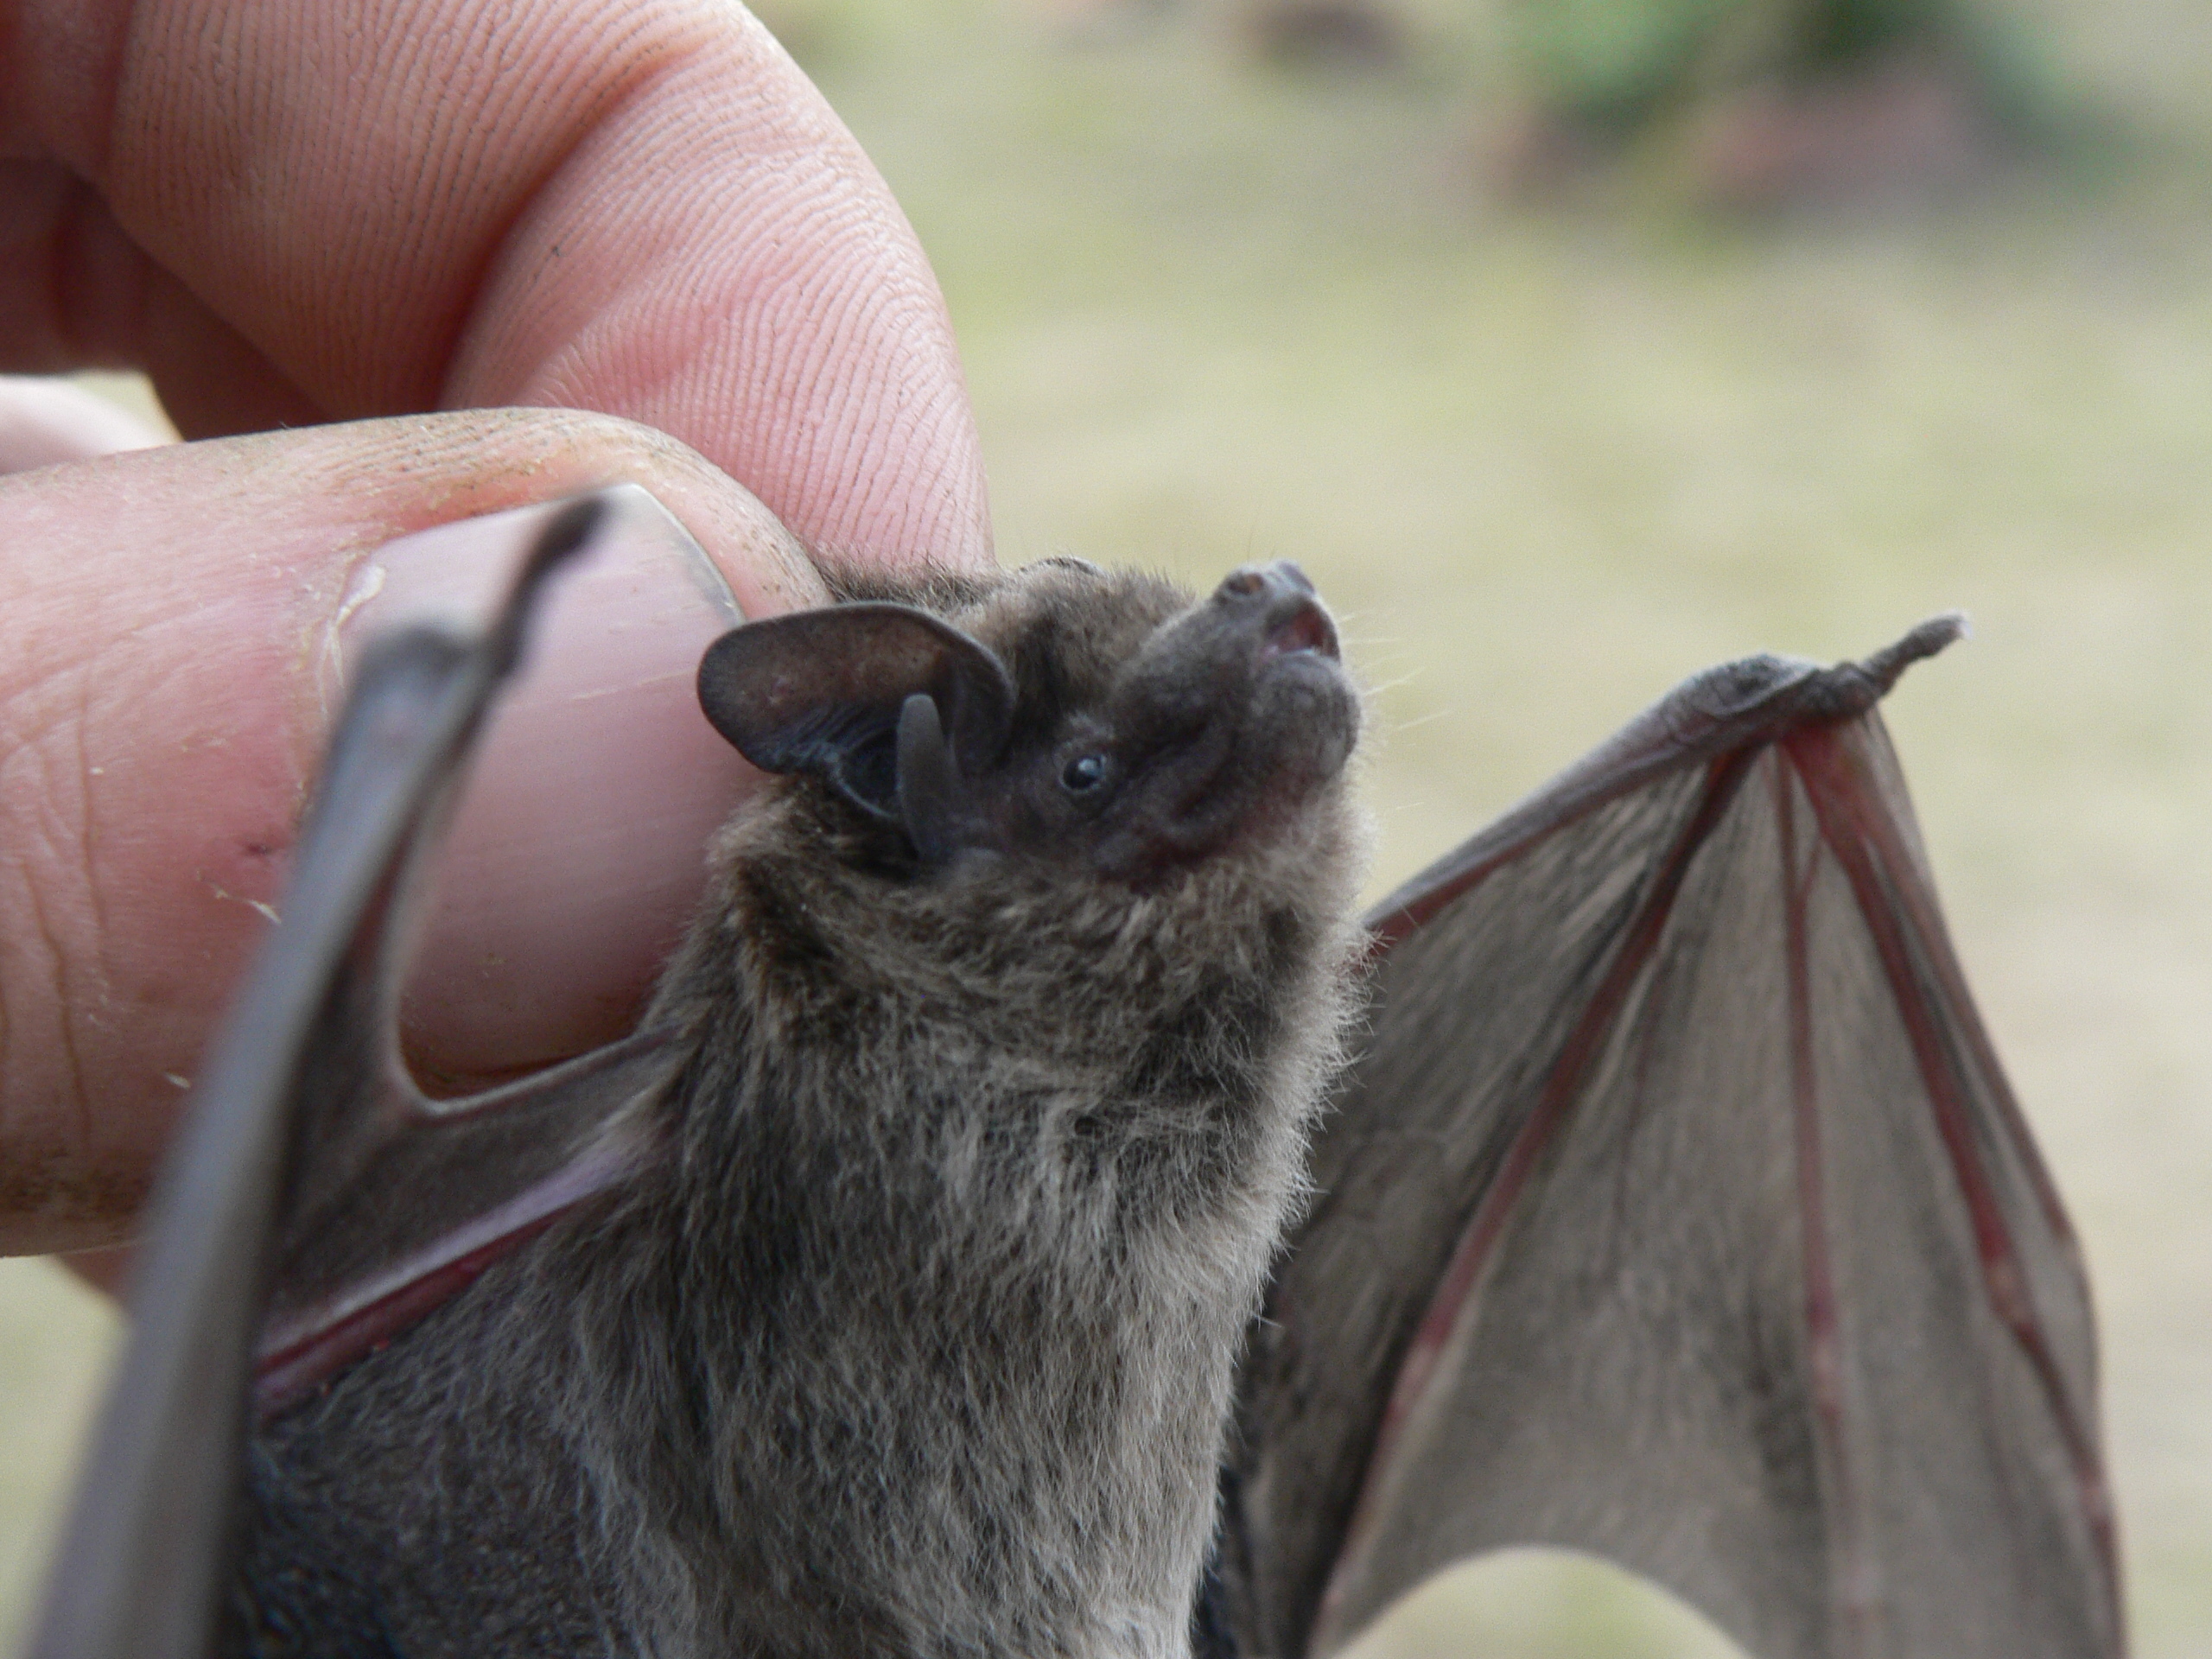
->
[5,1,2209,1653]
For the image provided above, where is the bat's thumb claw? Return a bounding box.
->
[484,494,612,674]
[1855,611,1967,697]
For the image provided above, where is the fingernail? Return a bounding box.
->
[333,485,757,1082]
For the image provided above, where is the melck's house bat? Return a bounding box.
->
[24,493,2120,1659]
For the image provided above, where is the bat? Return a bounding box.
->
[21,489,2120,1659]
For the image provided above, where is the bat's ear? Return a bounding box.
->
[697,604,1014,836]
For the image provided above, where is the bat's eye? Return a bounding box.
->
[1061,753,1111,793]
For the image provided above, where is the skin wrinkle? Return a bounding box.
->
[431,124,621,422]
[270,16,474,404]
[67,671,103,1160]
[438,10,979,562]
[760,218,906,548]
[312,27,430,394]
[753,237,868,522]
[808,293,897,531]
[7,4,124,170]
[413,7,703,410]
[1,692,91,1161]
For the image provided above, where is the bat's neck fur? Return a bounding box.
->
[550,786,1368,1657]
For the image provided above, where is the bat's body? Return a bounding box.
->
[234,556,1368,1657]
[26,497,2120,1659]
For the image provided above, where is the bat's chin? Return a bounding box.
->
[1243,664,1361,828]
[1251,656,1358,783]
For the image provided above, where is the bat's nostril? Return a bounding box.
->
[1218,563,1315,606]
[1220,569,1268,600]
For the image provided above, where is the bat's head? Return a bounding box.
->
[683,557,1369,1104]
[697,558,1363,894]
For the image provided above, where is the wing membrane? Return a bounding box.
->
[1219,626,2118,1659]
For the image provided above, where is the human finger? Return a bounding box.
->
[0,407,825,1254]
[0,0,992,571]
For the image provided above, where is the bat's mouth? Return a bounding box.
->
[1262,597,1339,664]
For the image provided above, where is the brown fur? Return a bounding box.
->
[235,561,1370,1657]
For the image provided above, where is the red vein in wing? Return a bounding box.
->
[252,1138,637,1421]
[1315,749,1757,1635]
[1362,755,1694,957]
[1823,735,2082,1253]
[252,1208,578,1421]
[1363,847,1522,961]
[1786,724,2121,1639]
[1777,762,1874,1656]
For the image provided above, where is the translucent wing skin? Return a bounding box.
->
[251,1024,675,1419]
[23,495,674,1659]
[1214,620,2121,1659]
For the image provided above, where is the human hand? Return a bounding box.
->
[0,0,993,1254]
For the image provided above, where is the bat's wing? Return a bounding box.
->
[25,495,681,1659]
[1213,619,2122,1659]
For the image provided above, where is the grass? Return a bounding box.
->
[5,1,2211,1651]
